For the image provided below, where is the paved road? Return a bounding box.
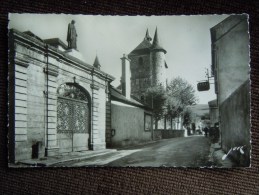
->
[55,135,211,167]
[107,135,211,167]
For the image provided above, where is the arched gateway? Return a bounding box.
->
[57,83,91,153]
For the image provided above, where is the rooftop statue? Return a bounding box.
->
[67,20,77,50]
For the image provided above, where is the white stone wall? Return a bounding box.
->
[212,17,249,104]
[27,61,46,158]
[211,15,250,166]
[111,101,152,147]
[13,58,31,161]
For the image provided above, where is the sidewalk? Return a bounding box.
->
[10,139,163,167]
[10,149,117,167]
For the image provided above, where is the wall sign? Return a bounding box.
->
[197,81,210,91]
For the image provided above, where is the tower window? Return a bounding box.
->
[138,57,144,67]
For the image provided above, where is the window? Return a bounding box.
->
[144,113,152,131]
[138,57,144,67]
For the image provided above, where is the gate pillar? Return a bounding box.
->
[90,83,105,150]
[45,63,59,156]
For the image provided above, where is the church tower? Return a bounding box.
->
[128,28,168,101]
[128,29,153,101]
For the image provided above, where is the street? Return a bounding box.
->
[54,135,211,167]
[108,135,211,167]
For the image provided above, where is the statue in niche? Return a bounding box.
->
[67,20,77,50]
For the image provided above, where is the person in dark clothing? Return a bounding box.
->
[191,123,196,135]
[203,126,209,137]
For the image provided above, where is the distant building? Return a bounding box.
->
[210,15,250,166]
[128,28,168,101]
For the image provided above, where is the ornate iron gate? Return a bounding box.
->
[57,97,89,134]
[57,83,90,151]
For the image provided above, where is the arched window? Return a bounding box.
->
[57,83,88,101]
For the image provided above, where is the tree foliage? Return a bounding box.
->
[145,85,167,123]
[201,113,210,120]
[166,77,198,119]
[144,77,198,129]
[183,108,194,126]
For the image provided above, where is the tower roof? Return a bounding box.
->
[151,27,167,54]
[145,29,152,41]
[129,29,152,55]
[93,55,101,69]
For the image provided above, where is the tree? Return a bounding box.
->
[183,108,194,127]
[144,77,198,130]
[145,85,167,129]
[166,77,198,128]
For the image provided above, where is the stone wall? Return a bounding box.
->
[9,37,47,161]
[150,51,166,86]
[211,16,249,104]
[110,101,152,148]
[211,15,250,167]
[208,100,219,126]
[9,29,114,162]
[220,80,250,166]
[130,54,152,99]
[27,59,46,159]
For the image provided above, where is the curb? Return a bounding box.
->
[16,149,117,167]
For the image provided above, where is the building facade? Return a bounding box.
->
[208,99,219,126]
[128,28,168,101]
[107,55,153,148]
[210,15,250,166]
[109,87,153,147]
[8,29,114,163]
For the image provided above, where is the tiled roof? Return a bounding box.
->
[151,27,167,53]
[110,86,152,110]
[44,38,68,50]
[23,31,42,42]
[145,29,152,41]
[129,39,152,55]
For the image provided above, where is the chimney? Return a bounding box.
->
[121,54,131,99]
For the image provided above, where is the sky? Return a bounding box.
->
[9,14,229,104]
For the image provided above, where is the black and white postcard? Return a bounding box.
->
[8,14,250,167]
